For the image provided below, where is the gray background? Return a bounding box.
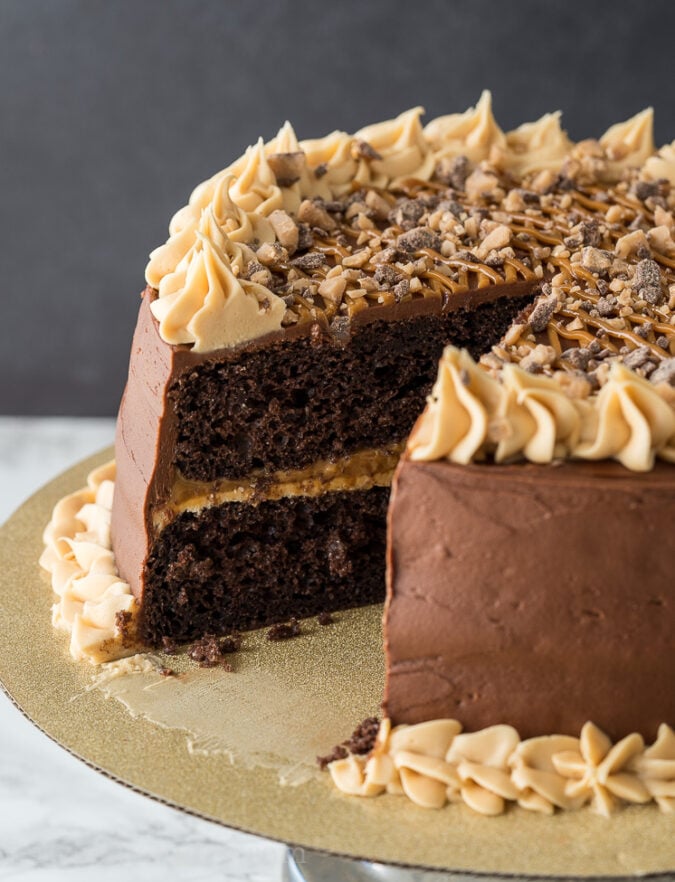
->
[2,0,675,416]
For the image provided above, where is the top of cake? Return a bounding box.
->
[145,92,675,382]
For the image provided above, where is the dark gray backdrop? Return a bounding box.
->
[3,0,675,415]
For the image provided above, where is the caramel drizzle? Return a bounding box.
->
[264,175,674,371]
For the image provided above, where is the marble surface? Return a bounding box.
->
[0,417,287,882]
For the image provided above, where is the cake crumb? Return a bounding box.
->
[317,717,381,770]
[115,609,132,637]
[161,636,179,655]
[316,744,348,771]
[266,618,301,641]
[188,633,241,667]
[317,611,334,626]
[346,717,380,754]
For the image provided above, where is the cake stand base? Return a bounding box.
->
[283,848,461,881]
[282,849,675,882]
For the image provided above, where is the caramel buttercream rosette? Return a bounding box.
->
[328,717,675,817]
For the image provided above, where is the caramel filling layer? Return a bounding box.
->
[153,444,404,531]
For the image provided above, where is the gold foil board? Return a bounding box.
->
[0,449,673,878]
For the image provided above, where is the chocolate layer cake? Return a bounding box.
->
[44,93,675,684]
[41,93,675,816]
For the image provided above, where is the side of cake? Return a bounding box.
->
[384,348,675,742]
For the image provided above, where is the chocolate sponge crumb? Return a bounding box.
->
[266,618,301,641]
[188,633,241,667]
[317,744,348,771]
[317,716,381,770]
[317,612,334,626]
[161,636,179,654]
[346,717,380,754]
[115,610,133,643]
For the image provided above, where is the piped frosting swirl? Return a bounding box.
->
[408,346,675,472]
[40,462,137,664]
[328,717,675,817]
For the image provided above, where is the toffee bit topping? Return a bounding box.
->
[528,295,558,333]
[266,617,301,641]
[297,198,337,232]
[633,179,661,202]
[268,209,299,253]
[651,358,675,386]
[434,154,470,190]
[352,139,382,161]
[580,247,613,273]
[374,264,403,288]
[397,226,441,253]
[634,258,663,305]
[316,717,380,771]
[561,347,592,371]
[389,197,426,229]
[267,152,305,188]
[622,345,657,371]
[290,252,326,271]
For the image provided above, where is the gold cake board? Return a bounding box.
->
[0,450,673,879]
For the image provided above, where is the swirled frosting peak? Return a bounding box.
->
[228,138,284,215]
[355,106,435,184]
[424,90,507,164]
[409,347,675,471]
[40,462,138,663]
[503,111,573,176]
[150,228,285,352]
[600,107,655,179]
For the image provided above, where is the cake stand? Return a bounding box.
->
[0,450,673,881]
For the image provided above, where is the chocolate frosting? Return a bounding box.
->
[384,457,675,741]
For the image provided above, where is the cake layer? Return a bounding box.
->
[384,458,675,741]
[169,289,535,483]
[139,487,389,645]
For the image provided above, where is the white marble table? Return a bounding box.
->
[0,417,287,882]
